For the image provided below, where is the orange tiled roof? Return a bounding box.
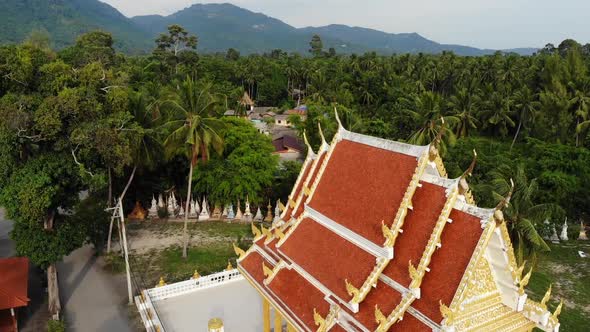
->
[238,119,548,331]
[279,218,376,302]
[0,257,29,310]
[382,181,448,287]
[307,140,418,244]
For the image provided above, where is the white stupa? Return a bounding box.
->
[199,197,210,221]
[560,219,568,241]
[148,195,158,218]
[253,207,263,222]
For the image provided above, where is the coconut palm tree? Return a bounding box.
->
[490,164,561,265]
[106,90,163,253]
[161,76,225,258]
[449,87,480,138]
[511,87,539,150]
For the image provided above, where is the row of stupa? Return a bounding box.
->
[544,219,589,243]
[146,192,284,223]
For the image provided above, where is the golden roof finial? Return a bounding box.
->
[461,149,478,180]
[226,260,233,271]
[251,222,262,238]
[518,268,533,295]
[274,227,286,240]
[440,301,456,325]
[382,220,395,247]
[233,243,246,259]
[541,284,552,309]
[278,199,286,212]
[429,117,446,161]
[303,130,315,154]
[262,262,273,278]
[157,276,166,287]
[261,225,272,238]
[494,178,514,224]
[318,121,327,145]
[313,308,325,329]
[515,261,527,281]
[345,279,360,301]
[552,299,563,319]
[374,305,387,326]
[193,270,201,279]
[334,106,343,130]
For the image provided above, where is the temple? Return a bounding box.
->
[236,111,563,332]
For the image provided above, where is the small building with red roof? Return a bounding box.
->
[0,257,29,332]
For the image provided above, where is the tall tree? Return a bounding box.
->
[154,25,198,75]
[161,76,225,258]
[309,34,324,57]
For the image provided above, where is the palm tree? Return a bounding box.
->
[449,87,480,138]
[106,90,163,253]
[511,87,539,150]
[401,92,458,153]
[480,87,515,138]
[571,79,590,146]
[161,76,225,258]
[490,164,561,265]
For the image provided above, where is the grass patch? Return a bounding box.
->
[528,241,590,332]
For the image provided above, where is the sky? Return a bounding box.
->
[101,0,590,50]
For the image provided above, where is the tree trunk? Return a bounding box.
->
[182,153,195,259]
[510,117,523,151]
[107,167,112,208]
[107,166,137,254]
[47,264,60,319]
[44,211,60,318]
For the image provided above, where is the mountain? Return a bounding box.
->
[131,3,369,55]
[0,1,537,56]
[0,0,151,52]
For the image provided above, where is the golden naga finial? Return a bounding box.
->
[518,268,533,295]
[374,305,388,326]
[429,117,446,161]
[157,276,166,287]
[408,260,420,282]
[193,270,201,279]
[382,220,395,247]
[313,308,326,330]
[261,225,272,238]
[439,301,456,325]
[226,261,234,271]
[262,262,273,278]
[303,130,315,154]
[461,149,478,179]
[251,222,262,238]
[288,198,296,209]
[334,106,343,129]
[275,227,286,240]
[552,300,563,319]
[318,121,327,145]
[304,185,311,196]
[494,178,514,224]
[515,261,527,280]
[278,199,285,212]
[233,243,246,259]
[345,279,360,301]
[541,284,552,309]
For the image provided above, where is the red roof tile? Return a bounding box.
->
[346,280,403,330]
[411,209,483,323]
[308,140,418,244]
[292,152,327,219]
[328,324,346,332]
[267,268,330,330]
[382,182,448,287]
[240,251,274,285]
[279,218,376,301]
[392,312,431,331]
[0,257,29,310]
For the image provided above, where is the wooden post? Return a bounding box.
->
[274,308,282,332]
[263,299,271,332]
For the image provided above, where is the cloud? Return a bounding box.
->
[100,0,590,49]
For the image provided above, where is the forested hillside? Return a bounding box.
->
[0,0,151,52]
[0,0,538,55]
